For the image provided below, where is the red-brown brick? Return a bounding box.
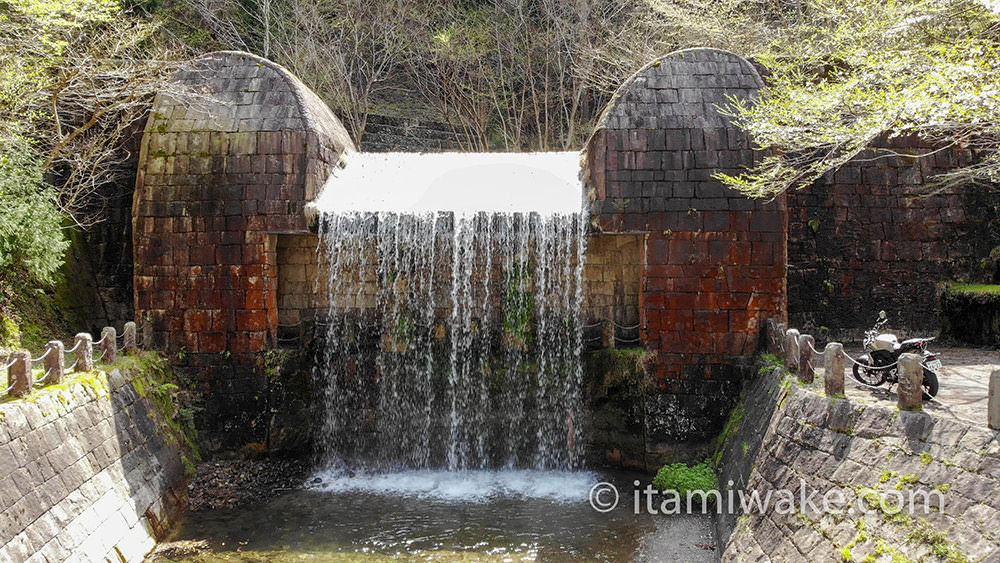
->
[133,51,354,449]
[582,48,788,454]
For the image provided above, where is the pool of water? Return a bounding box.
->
[146,469,719,563]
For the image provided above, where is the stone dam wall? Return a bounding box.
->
[717,367,1000,562]
[125,48,1000,458]
[0,365,187,563]
[582,48,786,456]
[133,50,354,450]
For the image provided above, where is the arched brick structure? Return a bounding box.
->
[583,48,787,457]
[133,51,354,447]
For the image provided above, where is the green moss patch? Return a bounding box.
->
[117,351,201,467]
[652,460,718,498]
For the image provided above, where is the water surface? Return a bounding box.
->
[148,470,717,562]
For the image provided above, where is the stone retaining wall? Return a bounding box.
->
[360,114,474,152]
[719,368,1000,562]
[0,366,187,562]
[787,142,1000,336]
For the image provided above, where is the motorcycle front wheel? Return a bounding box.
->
[852,354,887,386]
[922,368,939,400]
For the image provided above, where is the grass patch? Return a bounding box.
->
[942,283,1000,294]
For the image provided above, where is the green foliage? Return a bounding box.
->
[119,351,201,459]
[717,0,1000,197]
[906,519,969,563]
[502,262,535,345]
[0,136,69,285]
[757,352,787,376]
[1,0,125,126]
[942,282,1000,296]
[712,401,745,466]
[0,316,20,349]
[652,460,718,497]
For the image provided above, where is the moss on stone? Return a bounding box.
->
[0,366,109,407]
[116,351,201,462]
[943,282,1000,295]
[711,402,745,467]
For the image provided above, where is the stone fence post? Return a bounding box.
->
[45,340,65,384]
[101,327,117,364]
[142,316,153,350]
[8,350,32,398]
[785,328,800,371]
[74,333,93,373]
[897,353,923,410]
[798,334,815,384]
[123,321,138,353]
[990,369,999,430]
[766,319,779,354]
[824,342,845,398]
[602,320,615,349]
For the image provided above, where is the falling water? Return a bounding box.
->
[312,152,586,472]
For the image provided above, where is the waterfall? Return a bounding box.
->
[313,152,586,471]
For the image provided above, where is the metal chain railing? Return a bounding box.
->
[33,369,53,386]
[3,320,143,399]
[579,318,644,347]
[772,318,998,429]
[30,347,53,363]
[806,340,825,357]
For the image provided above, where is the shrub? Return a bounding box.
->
[652,460,718,498]
[0,135,69,285]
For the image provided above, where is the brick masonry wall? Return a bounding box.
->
[720,370,1000,562]
[132,51,354,449]
[788,143,1000,336]
[582,234,644,327]
[0,368,187,563]
[276,234,326,329]
[582,48,787,456]
[277,229,645,350]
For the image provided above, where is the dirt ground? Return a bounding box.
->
[186,458,311,511]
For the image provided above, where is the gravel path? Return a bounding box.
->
[808,345,1000,425]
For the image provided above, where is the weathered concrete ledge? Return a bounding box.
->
[0,358,188,562]
[718,365,1000,562]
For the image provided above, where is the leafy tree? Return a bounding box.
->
[0,136,68,284]
[0,0,179,292]
[715,0,1000,196]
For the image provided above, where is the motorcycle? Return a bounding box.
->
[853,311,941,400]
